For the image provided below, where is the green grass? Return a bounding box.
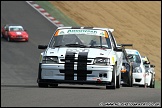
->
[35,1,80,27]
[34,1,161,89]
[155,80,161,88]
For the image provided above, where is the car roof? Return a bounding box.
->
[125,49,140,55]
[57,26,114,32]
[125,49,138,52]
[6,24,22,27]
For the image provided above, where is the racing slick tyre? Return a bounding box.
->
[49,84,58,87]
[38,83,48,88]
[7,36,11,42]
[1,33,4,38]
[128,65,133,87]
[106,63,117,89]
[116,73,121,88]
[150,74,155,88]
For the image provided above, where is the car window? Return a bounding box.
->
[50,34,111,48]
[9,26,24,31]
[127,54,141,64]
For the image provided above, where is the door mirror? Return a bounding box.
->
[38,45,47,49]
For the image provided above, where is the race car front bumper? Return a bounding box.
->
[10,37,28,41]
[133,73,152,86]
[37,63,114,85]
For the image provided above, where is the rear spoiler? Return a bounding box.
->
[118,44,133,58]
[109,29,114,32]
[117,44,133,47]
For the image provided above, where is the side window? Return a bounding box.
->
[4,25,8,30]
[6,27,9,31]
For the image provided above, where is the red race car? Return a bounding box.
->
[1,24,29,42]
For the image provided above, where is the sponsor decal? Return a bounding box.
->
[66,48,89,53]
[111,56,115,65]
[54,29,109,38]
[67,29,97,34]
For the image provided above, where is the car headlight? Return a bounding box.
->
[133,67,142,73]
[94,57,110,65]
[42,56,58,64]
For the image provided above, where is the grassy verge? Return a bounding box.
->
[155,80,161,88]
[35,1,80,27]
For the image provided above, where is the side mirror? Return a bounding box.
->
[114,47,122,51]
[150,64,155,68]
[143,61,150,64]
[38,45,47,49]
[24,29,27,31]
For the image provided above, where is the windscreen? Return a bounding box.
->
[9,26,24,31]
[49,29,112,48]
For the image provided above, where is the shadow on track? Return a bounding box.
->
[1,84,38,88]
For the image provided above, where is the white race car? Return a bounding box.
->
[125,49,154,88]
[141,56,155,88]
[37,27,123,89]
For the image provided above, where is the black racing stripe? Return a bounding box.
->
[37,63,42,81]
[64,51,75,80]
[77,52,88,81]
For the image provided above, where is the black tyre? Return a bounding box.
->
[7,36,11,42]
[1,33,4,38]
[38,83,48,88]
[150,74,155,88]
[49,84,58,87]
[106,63,117,89]
[116,73,121,88]
[128,65,133,87]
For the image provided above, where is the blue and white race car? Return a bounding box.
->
[125,49,155,88]
[37,27,123,89]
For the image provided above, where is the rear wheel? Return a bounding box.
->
[38,83,48,88]
[49,84,58,87]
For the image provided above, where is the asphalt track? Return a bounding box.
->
[1,1,161,107]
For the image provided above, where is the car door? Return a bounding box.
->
[108,31,122,75]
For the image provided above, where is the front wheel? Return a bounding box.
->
[128,65,133,87]
[116,73,121,88]
[7,36,11,42]
[1,33,4,38]
[106,64,117,89]
[150,74,155,88]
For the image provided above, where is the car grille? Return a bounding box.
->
[60,58,93,64]
[17,35,22,38]
[135,79,141,82]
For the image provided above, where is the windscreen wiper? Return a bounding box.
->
[65,44,88,48]
[90,45,108,48]
[54,45,64,47]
